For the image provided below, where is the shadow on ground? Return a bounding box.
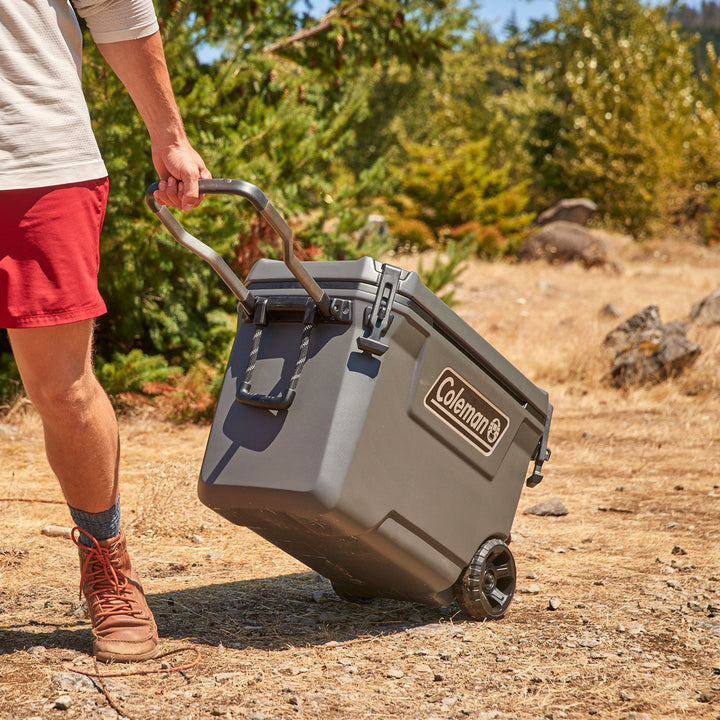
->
[0,572,454,657]
[149,571,454,651]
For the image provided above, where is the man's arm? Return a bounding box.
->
[96,32,211,211]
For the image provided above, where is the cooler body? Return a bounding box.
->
[198,257,551,607]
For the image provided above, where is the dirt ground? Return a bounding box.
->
[1,232,719,720]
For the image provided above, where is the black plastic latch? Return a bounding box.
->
[357,263,403,356]
[526,405,553,487]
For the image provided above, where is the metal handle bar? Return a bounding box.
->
[144,178,333,317]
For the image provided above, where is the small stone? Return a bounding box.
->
[519,583,541,595]
[54,696,72,710]
[601,303,623,318]
[386,667,404,679]
[696,688,713,703]
[477,712,502,720]
[52,672,95,692]
[317,612,343,624]
[41,525,72,539]
[190,534,203,544]
[434,673,444,682]
[548,597,562,611]
[671,545,687,556]
[311,590,326,603]
[524,498,569,516]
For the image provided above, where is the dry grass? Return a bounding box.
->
[1,234,719,720]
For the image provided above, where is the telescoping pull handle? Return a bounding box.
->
[144,178,335,318]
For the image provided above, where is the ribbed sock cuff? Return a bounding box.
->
[68,495,121,548]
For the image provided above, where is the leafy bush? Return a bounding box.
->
[416,240,473,306]
[702,188,720,245]
[390,140,534,238]
[390,217,438,251]
[144,360,224,422]
[96,349,182,396]
[0,352,21,406]
[440,222,510,257]
[522,0,717,235]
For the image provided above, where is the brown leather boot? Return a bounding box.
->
[73,527,159,663]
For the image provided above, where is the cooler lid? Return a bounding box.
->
[246,257,550,419]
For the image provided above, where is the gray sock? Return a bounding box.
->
[68,495,121,548]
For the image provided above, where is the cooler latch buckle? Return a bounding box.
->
[526,405,553,487]
[357,263,403,356]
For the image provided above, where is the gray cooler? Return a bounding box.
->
[146,179,552,620]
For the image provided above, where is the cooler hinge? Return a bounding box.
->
[357,263,403,356]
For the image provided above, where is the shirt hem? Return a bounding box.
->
[1,302,108,330]
[0,162,109,191]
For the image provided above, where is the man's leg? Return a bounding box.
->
[8,320,159,662]
[8,319,119,512]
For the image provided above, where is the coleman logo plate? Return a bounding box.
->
[424,367,510,455]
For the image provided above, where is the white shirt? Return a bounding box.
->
[0,0,158,190]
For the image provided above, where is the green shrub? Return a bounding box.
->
[96,349,181,396]
[440,221,509,258]
[390,217,438,251]
[417,240,473,307]
[0,352,21,406]
[702,187,720,245]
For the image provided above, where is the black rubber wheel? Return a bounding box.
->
[331,582,373,605]
[454,538,516,620]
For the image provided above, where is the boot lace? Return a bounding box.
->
[72,527,144,622]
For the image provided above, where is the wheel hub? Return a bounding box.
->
[483,569,497,592]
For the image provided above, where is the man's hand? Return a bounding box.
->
[152,140,212,211]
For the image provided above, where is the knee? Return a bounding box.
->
[24,367,102,421]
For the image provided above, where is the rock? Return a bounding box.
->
[537,198,597,226]
[52,671,96,692]
[53,696,73,710]
[548,597,562,611]
[671,546,687,556]
[386,667,405,679]
[604,305,701,388]
[524,498,569,517]
[519,583,541,595]
[601,303,623,319]
[41,525,72,539]
[689,288,720,325]
[317,612,343,624]
[190,534,203,544]
[518,221,611,268]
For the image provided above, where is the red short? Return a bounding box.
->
[0,178,109,329]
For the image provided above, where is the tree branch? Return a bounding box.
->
[263,0,369,54]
